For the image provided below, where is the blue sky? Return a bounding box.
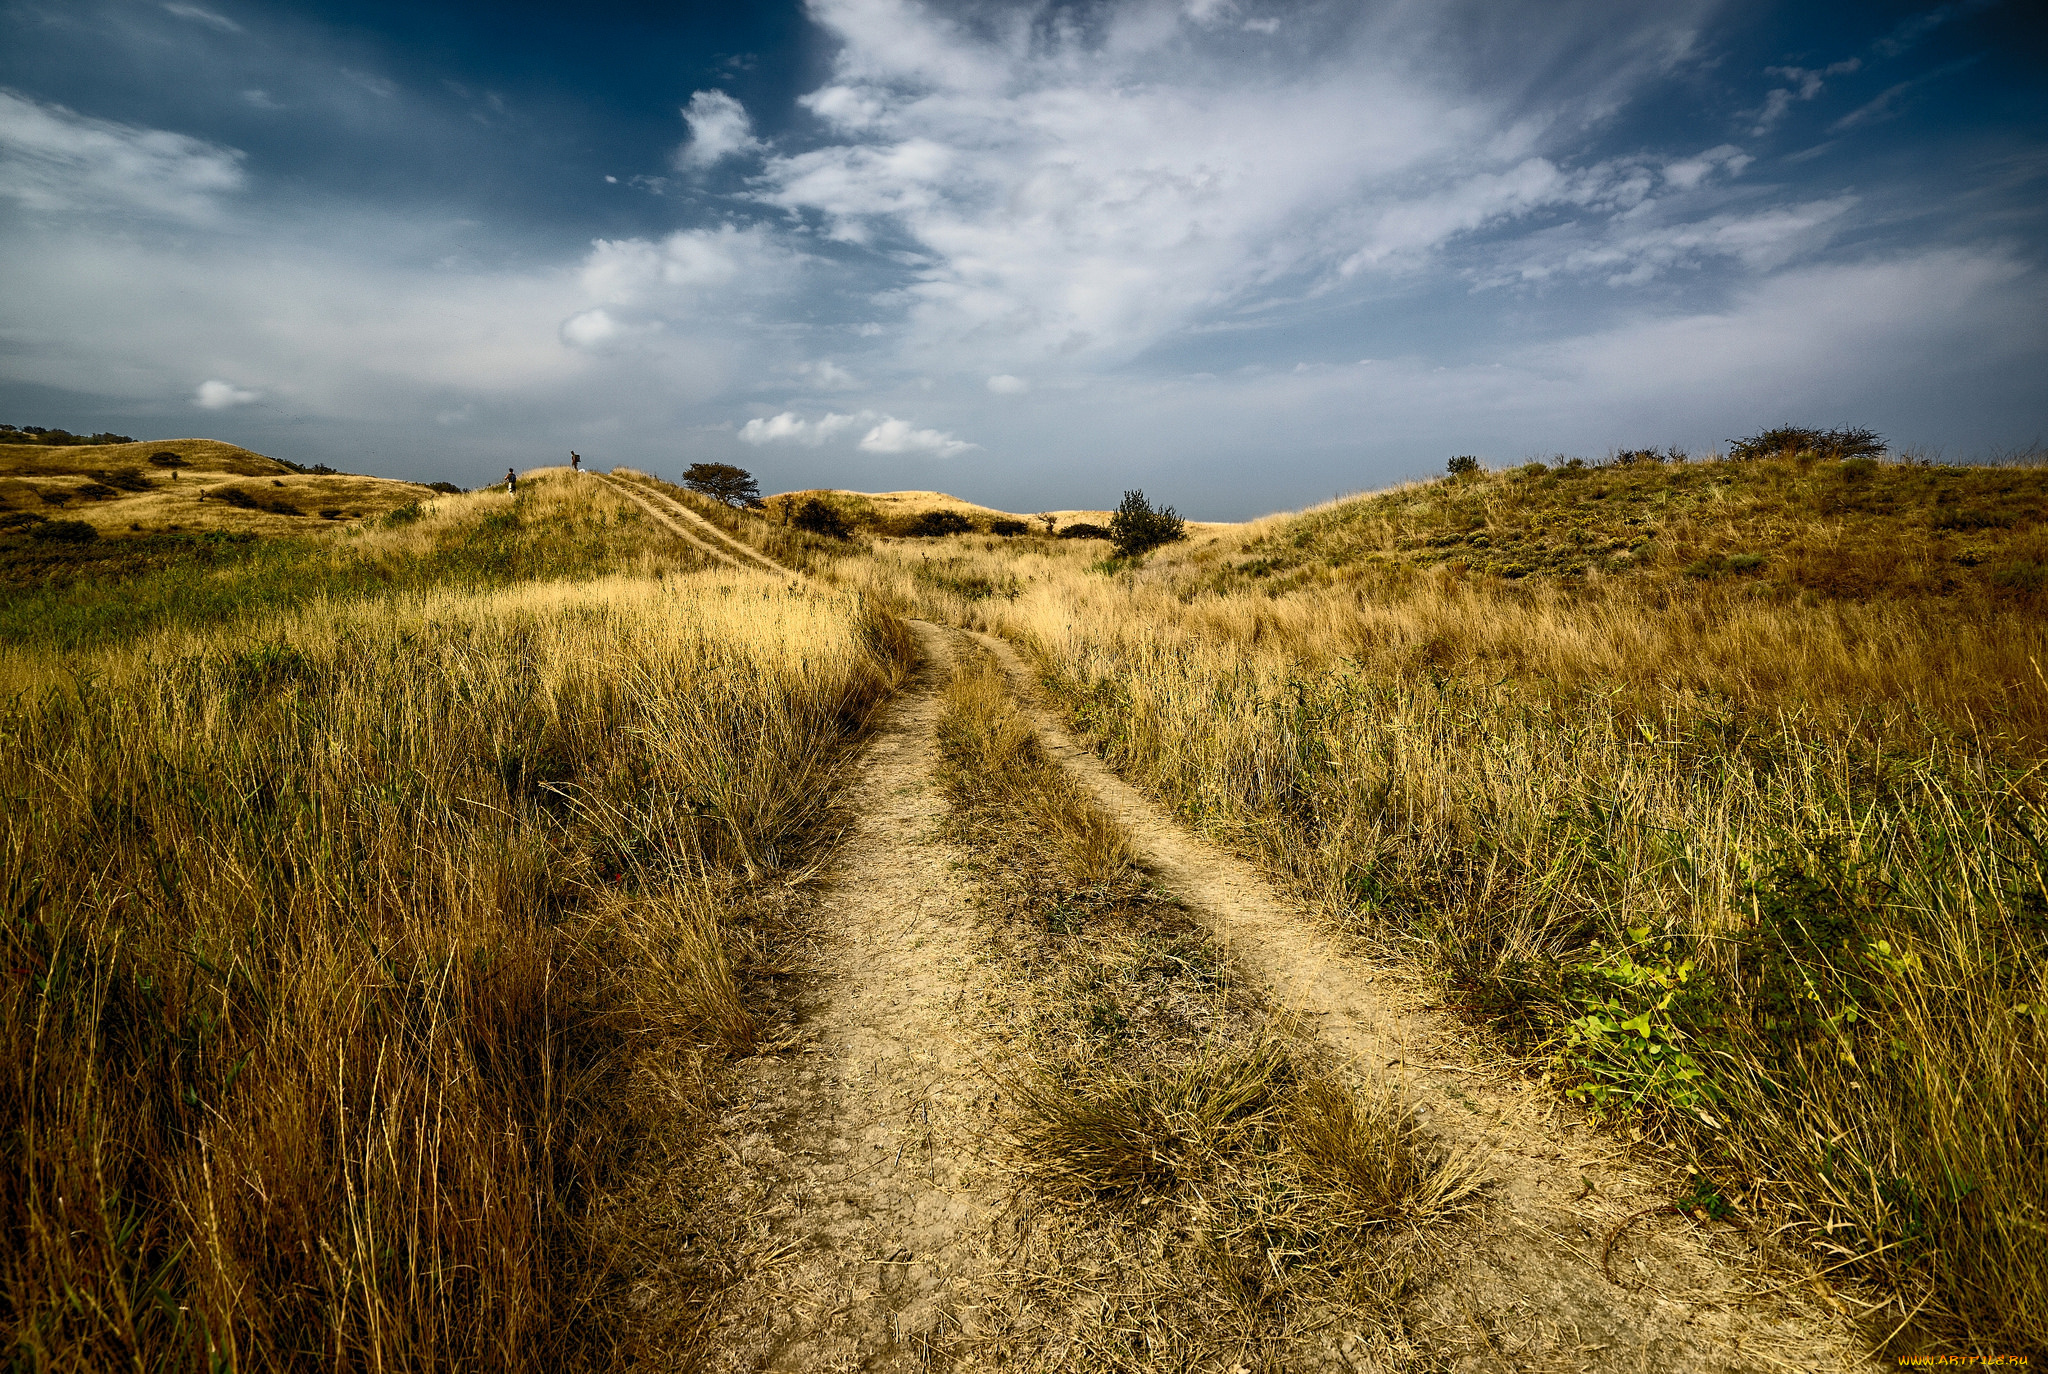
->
[1,0,2043,517]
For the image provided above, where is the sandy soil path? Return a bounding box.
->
[700,622,995,1371]
[607,473,803,579]
[967,628,1876,1374]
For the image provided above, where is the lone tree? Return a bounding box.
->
[1446,455,1481,477]
[1108,489,1186,558]
[681,462,763,508]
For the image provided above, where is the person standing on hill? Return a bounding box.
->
[570,450,581,475]
[505,467,517,495]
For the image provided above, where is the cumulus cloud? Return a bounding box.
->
[560,308,623,349]
[676,90,760,169]
[193,378,258,408]
[737,408,975,456]
[0,91,244,220]
[986,374,1029,393]
[857,416,976,457]
[738,410,870,445]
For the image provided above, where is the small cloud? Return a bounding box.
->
[1831,58,1978,132]
[435,405,473,425]
[163,2,240,33]
[604,174,618,183]
[675,90,760,169]
[193,379,257,409]
[560,309,621,348]
[1661,144,1750,190]
[986,374,1029,394]
[858,417,976,458]
[1242,16,1280,33]
[1751,59,1860,135]
[797,359,860,389]
[241,89,282,109]
[341,69,396,99]
[738,410,870,446]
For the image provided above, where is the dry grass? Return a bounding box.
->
[935,653,1482,1368]
[0,438,434,535]
[0,559,911,1370]
[852,456,2048,1356]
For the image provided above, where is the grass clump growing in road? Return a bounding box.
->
[0,540,911,1371]
[935,652,1482,1369]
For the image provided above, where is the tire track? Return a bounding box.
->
[699,622,996,1372]
[966,627,1875,1374]
[608,473,802,579]
[595,472,767,575]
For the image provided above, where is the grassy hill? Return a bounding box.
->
[847,450,2048,1352]
[765,486,1235,537]
[0,436,433,538]
[1215,453,2048,608]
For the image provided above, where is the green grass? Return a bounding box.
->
[0,479,690,656]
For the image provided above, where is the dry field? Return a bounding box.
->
[4,450,2040,1369]
[842,451,2048,1361]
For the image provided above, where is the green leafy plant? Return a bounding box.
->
[1557,927,1720,1122]
[1108,489,1186,557]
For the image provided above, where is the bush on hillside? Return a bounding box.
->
[1729,426,1885,462]
[29,519,97,544]
[989,518,1029,536]
[793,497,853,540]
[1446,455,1481,477]
[148,450,187,467]
[1108,490,1186,558]
[427,481,462,495]
[908,509,976,537]
[1057,523,1110,540]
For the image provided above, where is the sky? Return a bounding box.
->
[1,0,2044,517]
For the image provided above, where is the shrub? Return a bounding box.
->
[0,512,46,531]
[792,497,853,540]
[680,462,763,508]
[1058,523,1111,540]
[147,450,187,467]
[908,509,975,537]
[427,481,462,495]
[1729,426,1885,462]
[28,519,97,544]
[989,518,1029,536]
[1446,455,1481,476]
[1108,490,1186,558]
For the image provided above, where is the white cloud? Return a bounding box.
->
[0,91,244,220]
[1491,197,1856,287]
[1660,144,1750,191]
[738,410,871,446]
[341,69,397,99]
[986,374,1029,393]
[162,3,241,33]
[1751,59,1860,135]
[736,408,975,456]
[193,378,258,408]
[676,90,760,169]
[858,416,977,457]
[579,224,792,305]
[560,308,623,349]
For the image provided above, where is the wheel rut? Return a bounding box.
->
[965,628,1876,1373]
[700,621,994,1372]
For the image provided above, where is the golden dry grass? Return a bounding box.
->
[0,555,910,1370]
[0,438,435,536]
[851,456,2048,1356]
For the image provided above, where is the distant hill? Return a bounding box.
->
[1205,454,2048,609]
[0,437,434,537]
[765,487,1235,537]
